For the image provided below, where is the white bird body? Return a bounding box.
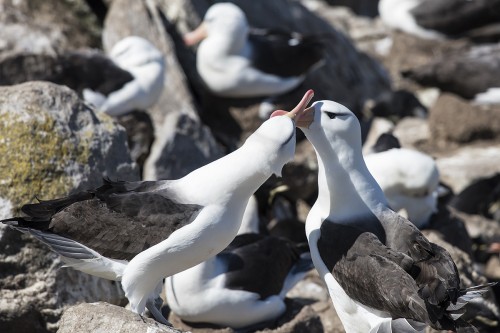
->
[378,0,444,40]
[187,3,303,98]
[84,36,165,116]
[166,194,313,329]
[364,148,439,228]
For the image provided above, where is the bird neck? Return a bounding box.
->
[173,145,272,206]
[313,139,388,222]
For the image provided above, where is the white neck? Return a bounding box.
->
[170,143,273,206]
[311,137,388,223]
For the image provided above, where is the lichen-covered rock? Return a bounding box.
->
[0,81,139,333]
[58,302,182,333]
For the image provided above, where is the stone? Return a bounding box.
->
[435,145,500,193]
[58,302,181,333]
[0,0,101,57]
[429,93,500,144]
[392,117,431,149]
[0,81,139,333]
[143,111,224,180]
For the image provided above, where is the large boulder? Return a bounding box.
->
[0,81,139,333]
[58,302,181,333]
[429,93,500,144]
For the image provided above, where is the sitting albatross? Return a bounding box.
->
[183,2,324,98]
[295,100,492,332]
[166,195,313,329]
[83,36,165,117]
[0,90,315,325]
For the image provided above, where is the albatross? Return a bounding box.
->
[183,2,324,98]
[83,36,165,117]
[379,0,500,40]
[166,195,313,329]
[295,100,492,332]
[1,89,315,325]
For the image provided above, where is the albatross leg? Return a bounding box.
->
[146,298,173,327]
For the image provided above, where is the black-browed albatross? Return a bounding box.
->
[295,100,492,333]
[183,2,324,98]
[1,90,315,326]
[166,195,313,329]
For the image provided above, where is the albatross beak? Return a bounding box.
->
[183,22,208,46]
[270,90,315,124]
[296,106,315,129]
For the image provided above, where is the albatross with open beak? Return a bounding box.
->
[1,90,315,326]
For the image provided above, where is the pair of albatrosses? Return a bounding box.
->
[2,91,490,332]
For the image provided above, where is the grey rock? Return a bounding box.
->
[0,0,101,57]
[429,93,500,144]
[144,112,224,180]
[0,81,139,333]
[58,302,182,333]
[436,145,500,193]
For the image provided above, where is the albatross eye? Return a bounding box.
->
[325,112,339,119]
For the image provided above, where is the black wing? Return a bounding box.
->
[3,179,203,260]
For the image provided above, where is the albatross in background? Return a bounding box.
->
[83,36,166,117]
[166,195,313,329]
[379,0,500,41]
[183,2,324,98]
[364,148,440,229]
[1,90,315,326]
[296,100,492,332]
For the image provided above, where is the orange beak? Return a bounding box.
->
[183,22,208,46]
[270,90,315,127]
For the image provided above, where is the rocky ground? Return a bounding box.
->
[0,0,500,333]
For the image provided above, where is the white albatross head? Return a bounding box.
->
[243,89,315,177]
[183,2,248,52]
[297,100,389,221]
[110,36,164,70]
[298,100,364,162]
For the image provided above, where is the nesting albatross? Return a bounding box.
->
[184,2,324,98]
[296,100,492,332]
[1,90,315,326]
[166,195,313,329]
[83,36,165,117]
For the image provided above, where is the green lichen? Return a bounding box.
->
[0,111,91,214]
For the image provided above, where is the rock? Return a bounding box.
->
[318,0,380,18]
[116,110,155,176]
[392,117,430,149]
[58,302,181,333]
[429,93,500,144]
[143,111,224,180]
[402,44,500,100]
[0,81,139,333]
[0,0,101,57]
